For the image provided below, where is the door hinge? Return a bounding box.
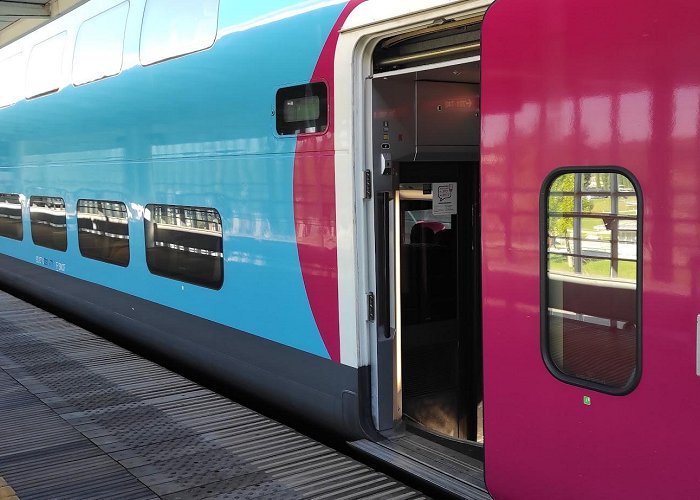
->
[367,292,375,322]
[363,169,372,199]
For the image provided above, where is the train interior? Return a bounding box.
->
[367,20,484,468]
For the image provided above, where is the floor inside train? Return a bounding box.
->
[0,290,425,499]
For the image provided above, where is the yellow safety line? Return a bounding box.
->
[0,477,19,500]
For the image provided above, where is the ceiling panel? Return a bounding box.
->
[0,0,87,48]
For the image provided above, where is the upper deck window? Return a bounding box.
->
[276,83,328,135]
[73,2,130,86]
[0,54,24,108]
[139,0,219,66]
[543,170,641,393]
[26,32,67,98]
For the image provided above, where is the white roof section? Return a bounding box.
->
[0,0,87,48]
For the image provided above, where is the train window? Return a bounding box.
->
[139,0,219,66]
[543,170,641,393]
[26,32,67,99]
[276,82,328,135]
[0,53,23,108]
[73,2,130,86]
[144,204,223,289]
[30,196,67,251]
[77,200,130,267]
[0,194,23,240]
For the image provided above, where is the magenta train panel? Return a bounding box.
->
[294,0,366,362]
[482,0,700,497]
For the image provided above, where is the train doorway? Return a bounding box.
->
[396,163,482,446]
[368,25,483,458]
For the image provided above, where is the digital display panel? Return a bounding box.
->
[283,96,320,123]
[276,82,328,135]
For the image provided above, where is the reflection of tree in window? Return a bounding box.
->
[545,171,639,391]
[547,173,636,280]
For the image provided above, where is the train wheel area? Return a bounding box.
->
[0,290,426,499]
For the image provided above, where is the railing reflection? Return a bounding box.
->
[77,200,130,266]
[30,196,67,251]
[0,193,23,241]
[144,204,223,289]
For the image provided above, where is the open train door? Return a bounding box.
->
[482,0,700,498]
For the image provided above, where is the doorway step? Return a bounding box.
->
[349,433,491,499]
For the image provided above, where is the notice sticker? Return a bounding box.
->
[432,182,457,215]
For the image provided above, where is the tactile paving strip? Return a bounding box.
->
[0,291,427,499]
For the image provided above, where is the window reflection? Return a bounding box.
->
[0,193,22,241]
[545,171,639,390]
[580,96,612,147]
[619,91,651,143]
[72,2,129,86]
[30,196,67,251]
[140,0,219,66]
[77,200,129,266]
[26,32,67,98]
[0,53,23,107]
[144,204,223,289]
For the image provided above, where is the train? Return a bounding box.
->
[1,0,699,498]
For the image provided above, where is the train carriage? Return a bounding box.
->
[1,0,699,498]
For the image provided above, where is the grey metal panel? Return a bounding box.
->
[0,253,369,441]
[416,81,480,148]
[372,76,417,178]
[0,290,427,499]
[372,76,480,163]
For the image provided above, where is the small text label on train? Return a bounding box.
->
[36,256,66,273]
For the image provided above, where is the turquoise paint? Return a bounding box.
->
[0,1,349,359]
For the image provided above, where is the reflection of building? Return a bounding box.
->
[548,172,637,279]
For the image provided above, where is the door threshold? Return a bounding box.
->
[404,421,484,462]
[349,433,491,499]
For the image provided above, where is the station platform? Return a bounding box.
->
[0,290,426,499]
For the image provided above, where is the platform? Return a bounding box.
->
[0,290,426,499]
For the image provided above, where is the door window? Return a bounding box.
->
[543,170,641,392]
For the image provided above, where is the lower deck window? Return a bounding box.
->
[77,200,129,266]
[30,196,67,251]
[543,171,641,393]
[144,204,223,289]
[0,193,23,240]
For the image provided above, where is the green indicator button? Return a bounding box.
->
[583,395,591,406]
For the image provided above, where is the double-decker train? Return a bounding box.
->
[1,0,699,497]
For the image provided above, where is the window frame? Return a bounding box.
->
[540,166,643,395]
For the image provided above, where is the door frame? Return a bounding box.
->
[333,0,492,435]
